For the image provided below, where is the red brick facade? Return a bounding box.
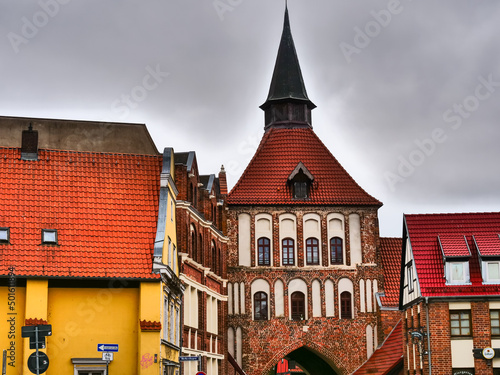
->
[227,206,388,374]
[174,152,228,375]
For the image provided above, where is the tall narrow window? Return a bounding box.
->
[191,227,197,261]
[306,238,320,265]
[340,291,352,319]
[291,292,305,320]
[254,292,268,321]
[212,241,217,273]
[282,238,295,266]
[491,310,500,336]
[258,237,271,266]
[330,237,343,264]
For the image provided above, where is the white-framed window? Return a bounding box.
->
[482,261,500,283]
[0,227,9,243]
[42,229,57,244]
[168,237,172,267]
[72,358,107,375]
[445,261,470,285]
[170,198,174,222]
[163,297,169,340]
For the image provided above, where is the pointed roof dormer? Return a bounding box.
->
[260,6,316,131]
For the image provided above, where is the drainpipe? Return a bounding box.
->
[425,297,432,375]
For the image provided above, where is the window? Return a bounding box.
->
[42,229,57,244]
[306,238,319,265]
[258,237,270,266]
[483,261,500,283]
[254,292,268,321]
[163,298,168,340]
[340,291,352,319]
[212,241,217,273]
[293,181,308,199]
[450,310,471,336]
[191,227,197,261]
[282,238,295,266]
[445,261,470,284]
[170,199,174,222]
[491,310,500,336]
[330,237,343,264]
[291,292,305,320]
[0,228,9,243]
[407,261,414,293]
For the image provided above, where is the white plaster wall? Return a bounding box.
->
[327,213,345,265]
[366,325,374,358]
[359,279,365,313]
[312,279,322,317]
[255,213,273,266]
[236,327,243,366]
[366,279,372,313]
[275,279,285,317]
[233,283,239,315]
[373,279,378,312]
[228,283,233,315]
[349,213,362,265]
[240,282,245,314]
[228,327,235,356]
[451,340,474,367]
[238,213,251,266]
[325,279,335,317]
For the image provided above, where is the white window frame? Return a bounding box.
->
[482,260,500,284]
[445,261,471,285]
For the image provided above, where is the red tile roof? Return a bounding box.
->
[405,212,500,297]
[140,320,162,331]
[353,320,403,375]
[227,128,381,206]
[379,237,403,308]
[0,147,161,279]
[438,235,471,258]
[474,234,500,257]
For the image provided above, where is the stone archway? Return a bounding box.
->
[266,345,341,375]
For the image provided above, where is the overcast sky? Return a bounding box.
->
[2,0,499,237]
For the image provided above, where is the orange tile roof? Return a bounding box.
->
[228,128,381,206]
[0,147,161,279]
[379,237,402,308]
[353,320,403,375]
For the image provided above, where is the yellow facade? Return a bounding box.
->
[0,148,183,375]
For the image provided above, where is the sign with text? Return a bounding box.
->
[179,356,200,361]
[97,344,119,352]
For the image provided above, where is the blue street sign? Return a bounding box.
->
[97,344,119,352]
[179,356,200,361]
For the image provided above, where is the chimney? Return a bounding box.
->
[218,165,227,195]
[21,123,38,161]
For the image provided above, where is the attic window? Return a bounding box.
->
[288,162,314,200]
[0,228,9,243]
[438,235,471,285]
[42,229,58,244]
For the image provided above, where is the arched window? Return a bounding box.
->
[330,237,343,265]
[340,291,352,319]
[291,291,305,320]
[305,238,319,265]
[191,226,197,261]
[212,240,217,273]
[282,238,295,266]
[257,237,270,266]
[254,292,268,321]
[198,234,203,264]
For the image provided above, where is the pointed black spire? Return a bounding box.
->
[260,6,316,130]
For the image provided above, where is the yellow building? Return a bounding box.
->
[0,120,183,375]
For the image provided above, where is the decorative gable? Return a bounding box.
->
[287,162,313,200]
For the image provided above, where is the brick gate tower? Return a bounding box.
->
[226,7,386,375]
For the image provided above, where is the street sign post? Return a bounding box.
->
[22,325,52,375]
[102,352,114,361]
[97,344,119,352]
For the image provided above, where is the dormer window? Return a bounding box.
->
[438,235,471,285]
[288,162,314,200]
[42,229,58,244]
[0,228,9,244]
[474,234,500,284]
